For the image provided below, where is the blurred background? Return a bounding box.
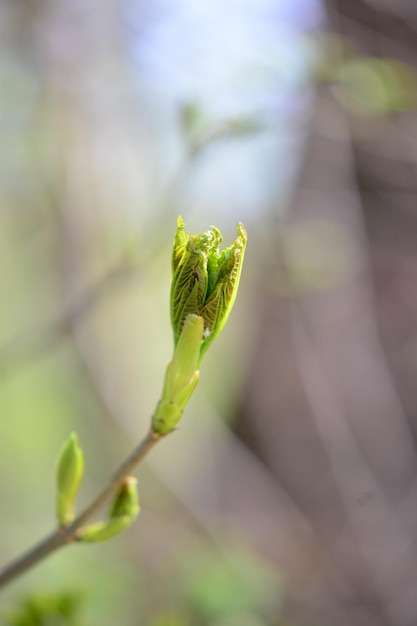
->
[1,0,417,624]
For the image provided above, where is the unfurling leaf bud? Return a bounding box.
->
[171,216,247,362]
[152,218,247,436]
[76,477,140,543]
[56,433,85,526]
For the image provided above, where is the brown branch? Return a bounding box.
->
[0,427,163,590]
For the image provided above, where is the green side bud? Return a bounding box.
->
[76,477,140,543]
[152,314,203,435]
[75,517,133,543]
[109,476,140,520]
[56,432,85,526]
[170,216,247,362]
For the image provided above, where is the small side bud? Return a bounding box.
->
[109,476,140,520]
[76,477,140,543]
[56,433,85,526]
[75,517,133,543]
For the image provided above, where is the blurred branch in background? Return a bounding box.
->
[0,260,137,379]
[233,1,417,625]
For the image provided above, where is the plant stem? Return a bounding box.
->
[0,427,162,590]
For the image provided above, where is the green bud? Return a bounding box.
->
[77,477,140,543]
[75,517,133,543]
[152,314,203,435]
[152,218,247,436]
[56,433,85,526]
[171,216,247,362]
[109,476,140,520]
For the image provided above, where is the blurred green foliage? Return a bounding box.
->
[337,58,417,115]
[181,548,279,620]
[152,541,282,626]
[313,33,417,116]
[4,591,85,626]
[3,540,282,626]
[149,612,190,626]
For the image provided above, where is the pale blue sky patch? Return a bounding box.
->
[126,0,323,224]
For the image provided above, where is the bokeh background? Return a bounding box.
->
[1,0,417,624]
